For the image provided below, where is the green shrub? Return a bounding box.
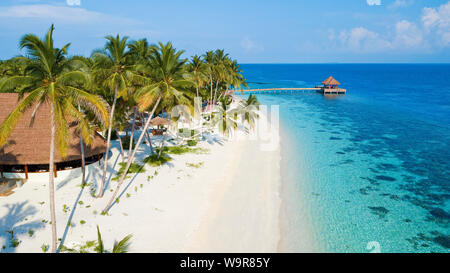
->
[144,154,172,167]
[155,145,208,155]
[41,244,49,253]
[187,140,197,146]
[121,136,136,150]
[111,162,145,181]
[117,162,145,176]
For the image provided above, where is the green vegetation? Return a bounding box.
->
[156,145,209,155]
[178,128,200,138]
[186,162,204,169]
[187,140,198,146]
[41,244,49,253]
[6,230,20,248]
[144,154,172,167]
[112,162,145,181]
[121,136,136,150]
[79,182,93,188]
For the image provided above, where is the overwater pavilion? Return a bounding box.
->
[321,76,346,94]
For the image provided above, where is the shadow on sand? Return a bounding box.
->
[0,201,44,253]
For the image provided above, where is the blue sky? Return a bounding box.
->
[0,0,449,63]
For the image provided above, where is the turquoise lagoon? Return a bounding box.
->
[239,64,450,253]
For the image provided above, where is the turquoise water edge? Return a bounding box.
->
[239,64,450,253]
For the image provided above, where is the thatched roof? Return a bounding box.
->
[0,93,106,165]
[150,116,170,126]
[322,76,340,86]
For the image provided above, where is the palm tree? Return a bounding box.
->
[92,34,134,198]
[187,55,208,98]
[212,96,239,137]
[203,51,215,106]
[102,42,194,214]
[128,38,155,63]
[239,94,260,131]
[0,25,109,253]
[95,225,132,253]
[211,49,229,105]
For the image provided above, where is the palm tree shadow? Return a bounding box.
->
[57,182,86,253]
[102,151,120,196]
[0,201,44,253]
[204,133,225,146]
[56,169,82,190]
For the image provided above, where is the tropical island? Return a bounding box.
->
[0,25,281,253]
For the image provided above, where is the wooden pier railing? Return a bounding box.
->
[228,87,346,94]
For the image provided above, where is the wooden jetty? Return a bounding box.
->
[229,76,346,95]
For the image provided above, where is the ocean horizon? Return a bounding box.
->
[239,63,450,253]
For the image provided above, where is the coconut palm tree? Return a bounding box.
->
[95,225,133,253]
[187,55,208,98]
[211,49,229,105]
[212,96,239,137]
[203,51,216,106]
[92,34,135,198]
[239,94,260,131]
[128,38,155,63]
[102,42,194,214]
[0,25,109,253]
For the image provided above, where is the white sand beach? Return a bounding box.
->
[0,119,282,253]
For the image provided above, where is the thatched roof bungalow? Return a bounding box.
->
[0,93,106,179]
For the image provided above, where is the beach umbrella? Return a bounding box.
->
[150,116,170,126]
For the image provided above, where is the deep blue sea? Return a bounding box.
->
[239,64,450,253]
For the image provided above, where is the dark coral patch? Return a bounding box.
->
[368,206,389,219]
[433,235,450,249]
[429,208,450,220]
[375,175,397,182]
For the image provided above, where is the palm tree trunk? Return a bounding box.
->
[128,107,136,156]
[157,130,167,159]
[209,75,213,106]
[49,104,57,253]
[140,113,154,154]
[98,84,118,198]
[213,80,219,105]
[217,91,224,102]
[117,132,125,162]
[102,97,161,214]
[78,105,86,185]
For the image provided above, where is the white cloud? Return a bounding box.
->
[334,20,426,52]
[389,0,413,9]
[0,4,134,24]
[367,0,381,6]
[241,37,263,52]
[67,0,81,6]
[332,1,450,53]
[393,20,423,47]
[338,27,391,52]
[422,1,450,46]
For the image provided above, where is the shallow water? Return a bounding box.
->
[239,64,450,253]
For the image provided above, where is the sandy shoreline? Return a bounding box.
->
[0,122,282,252]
